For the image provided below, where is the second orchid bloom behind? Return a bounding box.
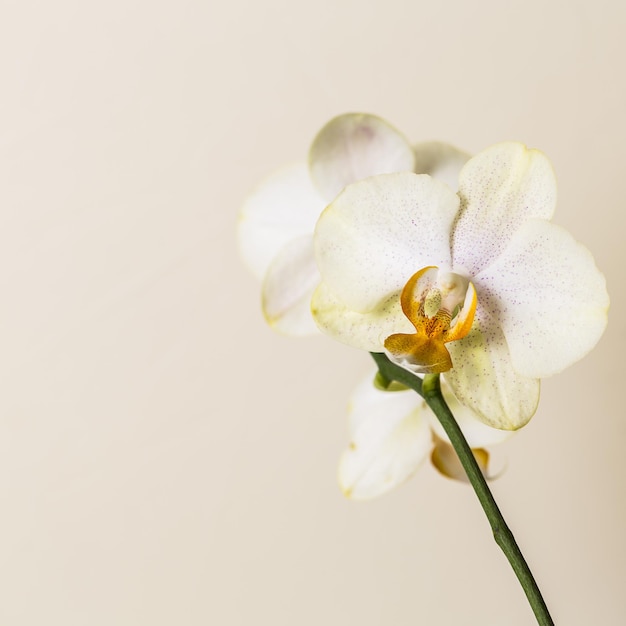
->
[238,113,469,336]
[341,371,512,499]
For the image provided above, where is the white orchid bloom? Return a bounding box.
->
[341,372,511,499]
[237,112,469,335]
[313,142,609,429]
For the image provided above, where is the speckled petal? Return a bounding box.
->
[451,142,557,276]
[413,141,470,191]
[262,235,320,335]
[314,172,459,313]
[311,282,413,352]
[476,219,609,378]
[238,163,324,279]
[428,379,513,447]
[444,307,540,429]
[309,113,416,201]
[338,374,432,499]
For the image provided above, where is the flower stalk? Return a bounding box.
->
[371,352,554,626]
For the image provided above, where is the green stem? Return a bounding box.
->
[371,352,554,626]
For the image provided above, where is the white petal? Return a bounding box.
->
[262,235,320,335]
[238,163,324,279]
[444,307,540,430]
[451,142,557,276]
[339,375,431,499]
[309,113,416,201]
[413,141,470,191]
[314,172,459,313]
[311,282,413,352]
[427,379,513,448]
[476,219,609,378]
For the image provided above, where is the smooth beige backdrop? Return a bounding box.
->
[1,1,624,624]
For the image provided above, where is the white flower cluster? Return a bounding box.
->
[238,113,609,499]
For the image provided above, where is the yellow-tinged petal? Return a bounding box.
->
[444,308,540,430]
[311,282,412,352]
[429,379,514,448]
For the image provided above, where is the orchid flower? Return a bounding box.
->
[341,371,511,499]
[313,142,609,429]
[237,113,469,335]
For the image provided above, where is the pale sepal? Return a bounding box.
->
[262,235,320,335]
[451,142,557,276]
[338,376,432,499]
[413,141,470,191]
[309,113,416,201]
[238,163,323,279]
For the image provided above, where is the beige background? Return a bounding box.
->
[0,0,624,624]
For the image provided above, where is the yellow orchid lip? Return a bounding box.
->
[384,266,477,373]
